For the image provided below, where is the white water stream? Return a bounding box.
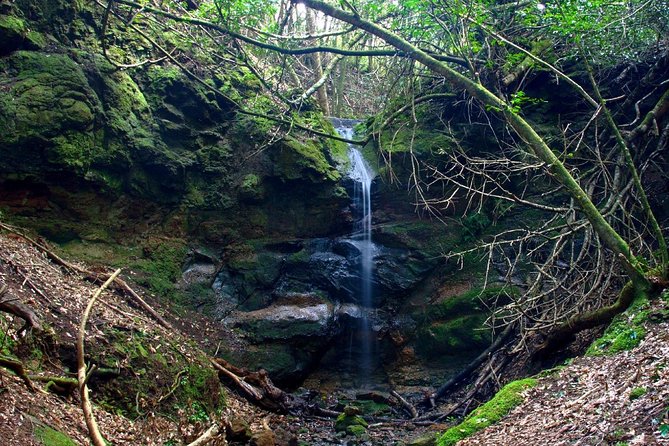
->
[335,121,377,381]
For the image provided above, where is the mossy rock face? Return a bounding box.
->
[273,136,341,183]
[416,314,491,355]
[0,51,102,172]
[412,287,515,357]
[0,14,28,55]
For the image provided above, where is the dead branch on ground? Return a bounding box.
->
[77,268,121,446]
[0,354,36,391]
[0,282,42,333]
[0,222,171,329]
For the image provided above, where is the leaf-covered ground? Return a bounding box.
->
[457,304,669,445]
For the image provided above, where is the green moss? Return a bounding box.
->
[34,426,77,446]
[277,137,341,182]
[417,315,490,354]
[346,424,367,437]
[239,173,266,202]
[413,287,516,356]
[335,412,368,433]
[132,240,188,300]
[26,30,46,48]
[587,294,649,356]
[427,286,518,322]
[0,51,105,172]
[437,378,538,446]
[354,399,391,417]
[0,14,27,34]
[147,65,183,87]
[378,126,454,155]
[629,387,647,400]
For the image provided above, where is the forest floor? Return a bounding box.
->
[1,229,668,445]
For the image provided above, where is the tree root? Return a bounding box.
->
[29,375,78,396]
[531,280,642,356]
[0,354,36,392]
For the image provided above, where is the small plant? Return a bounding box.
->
[629,387,647,400]
[188,401,210,423]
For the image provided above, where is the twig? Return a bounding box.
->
[77,268,121,446]
[186,422,223,446]
[390,390,418,419]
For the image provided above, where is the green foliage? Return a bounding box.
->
[628,387,646,400]
[0,315,17,357]
[133,241,188,299]
[188,401,210,423]
[530,0,668,63]
[460,211,491,242]
[508,91,546,114]
[200,0,277,31]
[437,378,538,446]
[34,426,77,446]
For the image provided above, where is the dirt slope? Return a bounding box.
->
[457,302,669,445]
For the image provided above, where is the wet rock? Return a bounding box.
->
[225,297,335,342]
[181,262,216,285]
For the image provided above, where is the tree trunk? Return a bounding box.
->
[305,9,330,115]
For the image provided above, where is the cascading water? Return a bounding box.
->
[334,119,377,384]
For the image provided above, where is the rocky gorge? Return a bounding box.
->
[0,0,500,395]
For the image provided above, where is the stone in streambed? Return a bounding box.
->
[334,405,368,435]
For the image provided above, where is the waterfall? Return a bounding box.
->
[333,119,376,383]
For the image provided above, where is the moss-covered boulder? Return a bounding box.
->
[334,406,369,436]
[0,51,103,172]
